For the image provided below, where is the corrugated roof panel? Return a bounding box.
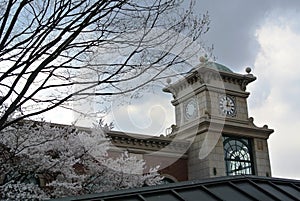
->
[206,183,254,201]
[234,181,274,201]
[48,176,300,201]
[176,187,220,201]
[276,183,300,198]
[258,182,295,201]
[105,196,142,201]
[142,191,182,201]
[294,183,300,188]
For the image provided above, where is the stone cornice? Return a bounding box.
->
[106,130,190,155]
[172,116,274,140]
[163,66,256,98]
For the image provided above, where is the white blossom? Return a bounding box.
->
[0,120,162,199]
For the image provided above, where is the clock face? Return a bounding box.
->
[184,98,198,120]
[219,95,236,116]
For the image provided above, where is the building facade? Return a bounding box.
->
[108,59,274,182]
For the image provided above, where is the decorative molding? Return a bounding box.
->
[163,67,256,98]
[171,116,274,140]
[106,131,190,154]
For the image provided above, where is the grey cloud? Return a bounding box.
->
[194,0,300,70]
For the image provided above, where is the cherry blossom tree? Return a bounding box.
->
[0,119,162,200]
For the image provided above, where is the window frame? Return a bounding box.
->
[223,136,255,176]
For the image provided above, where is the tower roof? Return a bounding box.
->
[198,61,233,73]
[163,60,256,96]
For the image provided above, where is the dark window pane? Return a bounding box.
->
[223,136,254,176]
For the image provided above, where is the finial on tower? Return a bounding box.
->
[245,67,252,74]
[166,77,172,85]
[199,54,208,63]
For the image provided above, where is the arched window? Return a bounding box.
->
[223,136,254,176]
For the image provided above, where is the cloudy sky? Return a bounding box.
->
[46,1,300,180]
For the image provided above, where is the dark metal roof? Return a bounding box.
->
[50,176,300,201]
[205,62,233,73]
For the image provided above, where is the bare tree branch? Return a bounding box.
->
[0,0,210,130]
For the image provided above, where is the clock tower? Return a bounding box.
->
[163,58,274,180]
